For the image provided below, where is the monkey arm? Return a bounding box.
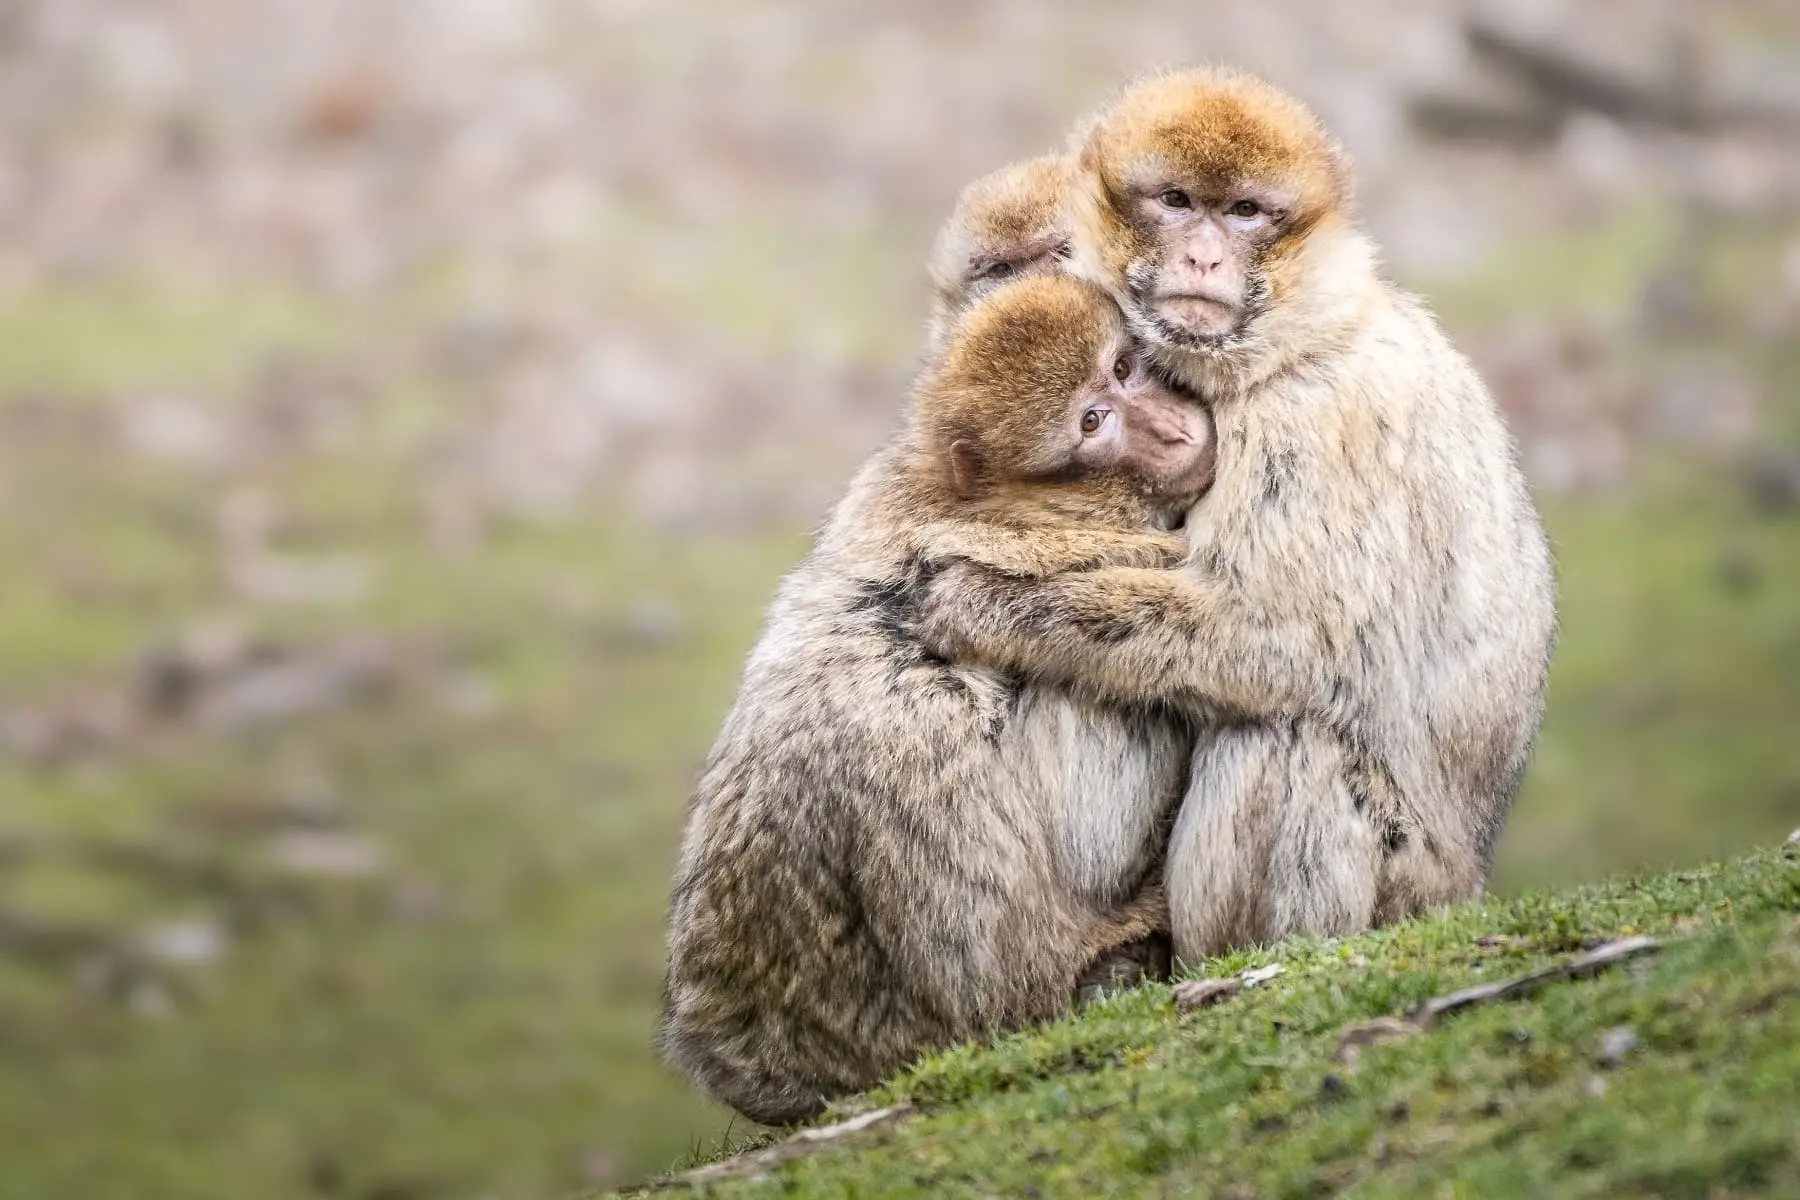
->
[914,522,1188,578]
[912,560,1340,719]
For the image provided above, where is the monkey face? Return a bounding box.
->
[1064,339,1216,525]
[1074,70,1349,354]
[930,275,1216,530]
[1118,182,1286,348]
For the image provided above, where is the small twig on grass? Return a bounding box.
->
[1334,1016,1421,1060]
[1241,963,1286,988]
[1173,961,1287,1012]
[1414,934,1661,1023]
[640,1103,915,1191]
[1335,935,1663,1062]
[1173,976,1242,1012]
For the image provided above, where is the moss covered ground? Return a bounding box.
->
[654,847,1800,1198]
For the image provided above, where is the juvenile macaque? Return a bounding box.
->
[660,275,1216,1125]
[914,69,1557,962]
[926,151,1183,1001]
[925,155,1073,353]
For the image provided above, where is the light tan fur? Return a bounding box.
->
[660,277,1212,1125]
[914,69,1557,963]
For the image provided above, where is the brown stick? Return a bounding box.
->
[1336,935,1662,1062]
[640,1103,916,1192]
[1411,934,1661,1024]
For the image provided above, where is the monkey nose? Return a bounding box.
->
[1184,232,1225,273]
[1150,417,1196,445]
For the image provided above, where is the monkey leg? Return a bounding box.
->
[1165,726,1280,965]
[1343,744,1491,928]
[1167,724,1379,966]
[1074,933,1172,1005]
[1260,739,1381,943]
[1071,879,1173,1005]
[1372,813,1488,926]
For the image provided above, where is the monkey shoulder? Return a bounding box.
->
[706,546,1032,839]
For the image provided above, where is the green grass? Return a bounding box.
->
[0,284,786,1198]
[1499,467,1800,891]
[653,846,1800,1198]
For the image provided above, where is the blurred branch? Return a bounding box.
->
[1463,18,1714,132]
[1335,936,1663,1063]
[1409,92,1563,147]
[1412,12,1800,145]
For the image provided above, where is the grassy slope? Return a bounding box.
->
[664,847,1800,1198]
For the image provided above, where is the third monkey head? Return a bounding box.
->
[921,274,1216,532]
[1071,69,1353,355]
[925,155,1075,353]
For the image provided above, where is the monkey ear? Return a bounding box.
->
[1072,123,1103,172]
[947,440,984,499]
[1065,113,1100,161]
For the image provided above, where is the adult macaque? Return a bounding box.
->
[914,69,1557,961]
[660,276,1215,1125]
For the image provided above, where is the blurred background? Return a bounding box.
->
[0,0,1797,1195]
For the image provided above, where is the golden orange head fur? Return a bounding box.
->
[912,274,1215,531]
[924,274,1118,474]
[1081,70,1347,224]
[1070,69,1356,357]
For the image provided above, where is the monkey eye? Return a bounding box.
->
[975,259,1014,280]
[1052,240,1073,260]
[1228,199,1261,218]
[1159,188,1192,210]
[1113,354,1132,382]
[1080,406,1110,436]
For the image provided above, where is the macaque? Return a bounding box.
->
[660,275,1216,1125]
[925,154,1073,353]
[914,69,1557,962]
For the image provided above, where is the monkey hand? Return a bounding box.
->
[917,525,1188,578]
[1085,529,1191,571]
[907,559,1018,671]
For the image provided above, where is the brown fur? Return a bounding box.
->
[925,155,1074,354]
[659,276,1213,1125]
[1079,70,1349,251]
[913,70,1557,963]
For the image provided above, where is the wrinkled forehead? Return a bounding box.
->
[1089,80,1338,206]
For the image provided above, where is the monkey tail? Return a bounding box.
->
[656,1002,831,1128]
